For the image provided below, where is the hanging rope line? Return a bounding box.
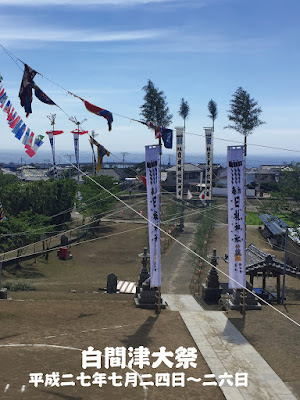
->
[60,154,300,328]
[1,43,300,154]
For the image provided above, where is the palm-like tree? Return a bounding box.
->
[178,98,190,131]
[207,99,218,132]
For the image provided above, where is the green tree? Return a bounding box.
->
[140,79,173,127]
[207,99,218,131]
[178,98,190,131]
[0,212,52,252]
[225,87,265,156]
[79,175,117,216]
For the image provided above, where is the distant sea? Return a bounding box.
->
[0,149,298,169]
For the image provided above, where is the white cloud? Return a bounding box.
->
[0,26,166,43]
[0,0,174,5]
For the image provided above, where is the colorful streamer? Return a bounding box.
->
[90,136,110,172]
[0,74,44,157]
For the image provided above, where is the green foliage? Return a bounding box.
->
[1,176,77,225]
[0,212,52,252]
[0,174,77,252]
[207,99,218,130]
[225,87,265,137]
[178,98,190,127]
[260,181,280,192]
[140,79,173,127]
[0,173,19,187]
[246,211,262,225]
[4,281,36,291]
[194,207,216,257]
[79,175,117,216]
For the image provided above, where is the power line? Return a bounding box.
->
[1,43,299,156]
[59,155,300,328]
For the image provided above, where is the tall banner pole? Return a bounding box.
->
[175,126,185,232]
[204,127,213,203]
[145,144,161,312]
[227,146,246,291]
[47,114,63,179]
[175,127,184,199]
[73,132,80,183]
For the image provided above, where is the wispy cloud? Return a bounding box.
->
[98,33,279,54]
[0,26,166,43]
[0,0,174,5]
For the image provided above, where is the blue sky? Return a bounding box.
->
[0,0,299,165]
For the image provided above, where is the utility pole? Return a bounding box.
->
[121,152,128,179]
[121,152,128,170]
[281,227,288,305]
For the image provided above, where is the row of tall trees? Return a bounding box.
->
[140,79,264,148]
[0,175,78,251]
[139,80,299,230]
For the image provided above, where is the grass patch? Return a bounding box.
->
[246,211,262,225]
[246,211,294,226]
[4,281,36,291]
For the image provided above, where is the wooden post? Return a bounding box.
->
[276,274,281,304]
[242,288,246,316]
[156,137,162,315]
[0,255,3,290]
[242,144,247,316]
[262,272,266,291]
[250,274,254,287]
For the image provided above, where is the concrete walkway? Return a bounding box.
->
[163,294,297,400]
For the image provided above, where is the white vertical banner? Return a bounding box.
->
[48,133,58,179]
[145,145,161,288]
[204,127,213,200]
[73,132,80,181]
[227,146,246,289]
[175,126,184,199]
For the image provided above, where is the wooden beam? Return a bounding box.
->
[276,274,281,304]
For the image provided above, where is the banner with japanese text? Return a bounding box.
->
[204,128,213,201]
[145,145,161,288]
[175,127,184,199]
[227,146,246,289]
[73,132,80,181]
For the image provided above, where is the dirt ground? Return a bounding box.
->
[0,222,225,400]
[1,196,300,399]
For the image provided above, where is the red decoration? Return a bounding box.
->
[71,129,88,135]
[46,130,64,135]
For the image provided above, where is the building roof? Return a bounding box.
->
[258,214,289,236]
[166,163,201,172]
[245,244,300,278]
[255,168,280,175]
[97,168,121,181]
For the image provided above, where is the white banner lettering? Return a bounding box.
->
[175,127,184,199]
[204,128,213,201]
[227,146,246,289]
[145,145,161,288]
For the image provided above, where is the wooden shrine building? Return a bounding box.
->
[246,244,300,303]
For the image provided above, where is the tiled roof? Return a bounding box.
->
[258,214,289,236]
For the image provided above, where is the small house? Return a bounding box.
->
[258,214,289,250]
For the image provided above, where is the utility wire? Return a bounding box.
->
[60,154,300,328]
[1,43,300,155]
